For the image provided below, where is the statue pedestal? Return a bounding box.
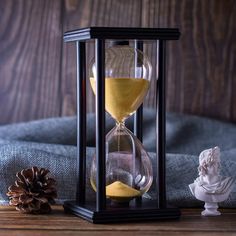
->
[201,202,221,216]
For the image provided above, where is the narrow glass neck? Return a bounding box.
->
[116,121,125,128]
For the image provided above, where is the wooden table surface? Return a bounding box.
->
[0,205,236,236]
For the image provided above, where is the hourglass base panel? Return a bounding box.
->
[63,200,181,224]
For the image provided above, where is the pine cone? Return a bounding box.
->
[7,166,57,214]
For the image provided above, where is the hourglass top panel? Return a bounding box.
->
[64,27,180,42]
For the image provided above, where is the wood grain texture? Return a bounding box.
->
[142,0,236,121]
[0,0,63,124]
[0,0,236,122]
[0,205,236,235]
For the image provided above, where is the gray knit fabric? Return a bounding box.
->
[0,109,236,208]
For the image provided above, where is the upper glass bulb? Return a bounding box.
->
[89,45,152,123]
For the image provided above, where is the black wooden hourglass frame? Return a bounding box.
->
[63,27,181,223]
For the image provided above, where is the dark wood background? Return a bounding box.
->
[0,0,235,124]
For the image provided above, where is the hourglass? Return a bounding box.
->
[89,44,153,203]
[63,27,181,223]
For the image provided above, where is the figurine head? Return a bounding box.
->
[198,146,221,176]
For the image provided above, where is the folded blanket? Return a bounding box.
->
[0,109,236,207]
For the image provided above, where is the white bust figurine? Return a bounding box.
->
[189,146,235,216]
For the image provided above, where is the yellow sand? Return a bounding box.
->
[90,77,149,122]
[106,181,141,198]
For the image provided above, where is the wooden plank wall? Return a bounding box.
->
[0,0,235,124]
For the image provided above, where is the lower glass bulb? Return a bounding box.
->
[90,123,153,203]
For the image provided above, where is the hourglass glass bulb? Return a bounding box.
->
[89,43,153,203]
[90,123,153,202]
[90,44,152,122]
